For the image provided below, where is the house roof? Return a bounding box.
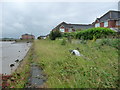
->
[22,34,35,36]
[52,22,93,30]
[66,23,93,29]
[39,36,46,37]
[95,10,120,23]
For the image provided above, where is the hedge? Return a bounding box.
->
[76,27,115,40]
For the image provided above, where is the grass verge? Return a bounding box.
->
[33,39,118,88]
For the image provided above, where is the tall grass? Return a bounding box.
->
[34,39,118,88]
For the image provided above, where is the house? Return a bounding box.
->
[52,22,94,33]
[93,10,120,32]
[21,34,35,40]
[37,35,47,39]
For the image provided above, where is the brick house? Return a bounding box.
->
[52,22,93,32]
[93,10,120,32]
[21,34,35,40]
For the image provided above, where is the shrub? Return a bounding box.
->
[62,32,77,43]
[61,38,67,45]
[37,36,42,40]
[49,30,62,40]
[76,27,115,40]
[62,32,76,38]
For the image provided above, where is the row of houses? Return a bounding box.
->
[52,10,120,33]
[20,10,120,40]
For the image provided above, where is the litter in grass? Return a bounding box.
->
[69,50,82,56]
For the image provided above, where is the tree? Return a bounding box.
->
[37,36,42,40]
[49,30,62,40]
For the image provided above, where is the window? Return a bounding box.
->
[116,20,120,26]
[95,23,100,27]
[60,28,64,32]
[59,25,65,32]
[104,21,108,27]
[69,28,72,32]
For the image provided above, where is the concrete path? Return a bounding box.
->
[25,63,46,88]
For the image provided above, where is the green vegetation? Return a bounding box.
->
[50,27,116,41]
[4,27,119,88]
[98,38,120,49]
[76,27,115,40]
[15,39,34,42]
[32,39,118,88]
[61,38,67,45]
[49,30,62,40]
[37,36,42,40]
[62,32,76,39]
[1,38,16,41]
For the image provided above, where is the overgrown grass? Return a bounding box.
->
[34,39,118,88]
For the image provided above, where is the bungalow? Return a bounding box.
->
[37,35,47,39]
[21,34,35,40]
[93,10,120,32]
[52,22,94,33]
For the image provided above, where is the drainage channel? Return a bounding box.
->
[25,63,46,88]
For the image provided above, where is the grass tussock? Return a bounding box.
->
[33,39,118,88]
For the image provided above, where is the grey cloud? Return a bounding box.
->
[1,2,118,38]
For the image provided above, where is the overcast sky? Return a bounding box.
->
[0,2,119,38]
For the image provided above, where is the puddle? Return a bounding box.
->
[25,64,46,88]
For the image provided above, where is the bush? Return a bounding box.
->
[61,38,67,45]
[62,32,76,38]
[76,27,115,40]
[62,32,77,43]
[37,36,42,40]
[49,30,62,40]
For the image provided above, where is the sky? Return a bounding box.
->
[0,1,119,38]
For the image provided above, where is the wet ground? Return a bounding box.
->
[25,63,46,88]
[0,41,31,75]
